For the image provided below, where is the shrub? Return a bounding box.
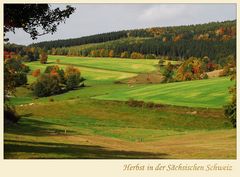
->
[158,59,165,66]
[162,62,175,83]
[44,65,65,83]
[145,54,156,59]
[32,69,41,77]
[130,52,145,59]
[66,74,80,90]
[108,50,114,57]
[224,103,236,128]
[40,51,48,64]
[175,57,204,81]
[21,64,30,73]
[14,72,27,86]
[126,98,145,107]
[120,51,129,58]
[33,74,61,97]
[4,58,28,87]
[224,78,236,128]
[44,65,60,73]
[65,66,81,90]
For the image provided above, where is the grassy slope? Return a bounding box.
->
[49,55,159,73]
[95,77,233,108]
[5,55,236,159]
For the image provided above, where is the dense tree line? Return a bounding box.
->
[30,31,128,49]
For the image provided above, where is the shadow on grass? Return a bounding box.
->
[4,116,77,136]
[4,139,169,159]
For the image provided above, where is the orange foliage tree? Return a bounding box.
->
[32,69,41,77]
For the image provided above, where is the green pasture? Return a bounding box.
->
[49,55,159,74]
[95,77,233,108]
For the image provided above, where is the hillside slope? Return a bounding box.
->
[30,20,236,64]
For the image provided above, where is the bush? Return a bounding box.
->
[162,62,175,83]
[65,66,81,90]
[66,74,80,90]
[145,54,156,59]
[33,74,61,97]
[175,57,204,81]
[44,65,59,73]
[158,59,165,66]
[120,51,129,58]
[40,51,48,64]
[32,69,41,77]
[21,64,30,73]
[224,103,236,128]
[126,98,145,107]
[14,72,27,86]
[130,52,145,59]
[4,58,29,87]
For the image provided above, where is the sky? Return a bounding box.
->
[5,3,236,46]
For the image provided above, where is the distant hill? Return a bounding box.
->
[30,20,236,64]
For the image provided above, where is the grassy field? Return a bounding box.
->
[95,77,233,108]
[4,55,236,159]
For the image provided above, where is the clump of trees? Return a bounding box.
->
[4,44,40,62]
[161,56,222,83]
[33,65,84,97]
[175,57,208,81]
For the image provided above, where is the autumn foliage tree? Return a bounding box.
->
[130,52,144,59]
[65,66,81,90]
[108,50,114,57]
[175,57,208,81]
[34,74,61,97]
[120,51,129,58]
[40,50,48,64]
[32,69,41,77]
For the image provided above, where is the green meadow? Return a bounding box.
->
[5,55,236,159]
